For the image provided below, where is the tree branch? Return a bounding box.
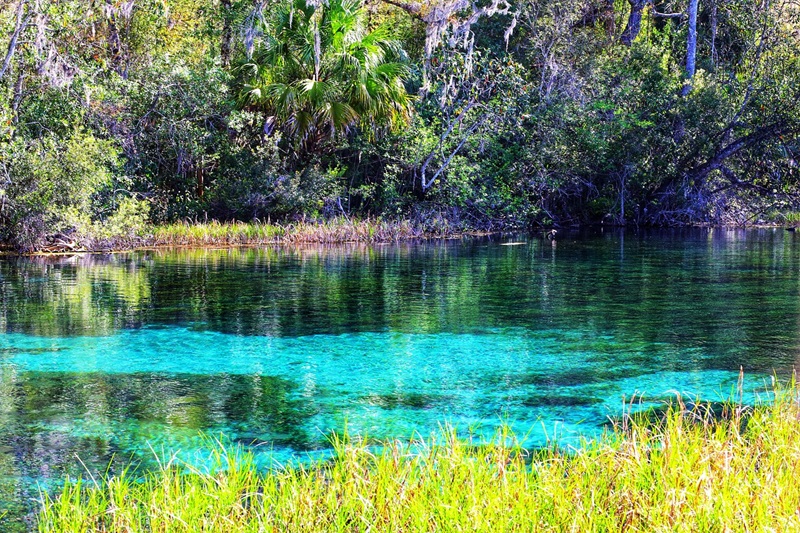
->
[687,123,794,182]
[652,10,684,18]
[0,1,32,81]
[378,0,422,17]
[421,115,487,191]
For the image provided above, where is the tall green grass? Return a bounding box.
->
[146,217,441,247]
[784,212,800,227]
[38,383,800,532]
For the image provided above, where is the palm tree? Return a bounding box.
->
[239,0,412,155]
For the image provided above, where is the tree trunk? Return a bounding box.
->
[681,0,699,95]
[604,0,615,36]
[11,60,24,123]
[710,0,717,69]
[377,0,513,92]
[106,0,122,71]
[221,0,233,67]
[0,1,30,81]
[688,124,790,182]
[620,0,647,46]
[575,0,616,37]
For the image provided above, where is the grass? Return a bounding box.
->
[13,216,470,253]
[784,212,800,228]
[146,217,458,248]
[37,382,800,532]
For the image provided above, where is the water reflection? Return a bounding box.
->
[0,229,799,530]
[0,368,321,531]
[1,230,798,351]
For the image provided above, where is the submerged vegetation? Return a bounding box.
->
[37,383,800,532]
[2,0,800,251]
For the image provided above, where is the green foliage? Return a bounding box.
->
[0,132,120,249]
[1,0,800,249]
[238,0,412,155]
[123,60,235,219]
[89,197,152,241]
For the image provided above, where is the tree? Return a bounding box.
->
[221,0,235,67]
[379,0,515,90]
[682,0,699,95]
[239,0,413,157]
[620,0,648,45]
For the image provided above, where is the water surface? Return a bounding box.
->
[1,228,799,528]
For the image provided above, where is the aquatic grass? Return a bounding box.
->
[146,217,445,248]
[784,212,800,227]
[37,382,800,532]
[11,214,489,252]
[149,220,287,247]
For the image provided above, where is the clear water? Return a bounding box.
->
[1,228,799,528]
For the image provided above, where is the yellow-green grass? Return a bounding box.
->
[38,384,800,532]
[146,217,451,247]
[784,212,800,227]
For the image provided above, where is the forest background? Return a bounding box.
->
[1,0,799,250]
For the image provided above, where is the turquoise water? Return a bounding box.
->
[1,228,800,527]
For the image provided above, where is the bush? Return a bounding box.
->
[0,132,121,250]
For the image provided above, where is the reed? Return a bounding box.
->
[146,217,442,247]
[37,382,800,532]
[784,212,800,228]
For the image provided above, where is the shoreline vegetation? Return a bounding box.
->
[151,218,467,247]
[38,382,800,532]
[3,216,800,255]
[3,0,800,256]
[5,217,489,255]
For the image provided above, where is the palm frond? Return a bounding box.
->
[236,0,412,154]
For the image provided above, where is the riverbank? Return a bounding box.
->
[5,217,501,255]
[21,222,800,257]
[37,383,800,532]
[6,216,799,255]
[150,218,446,246]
